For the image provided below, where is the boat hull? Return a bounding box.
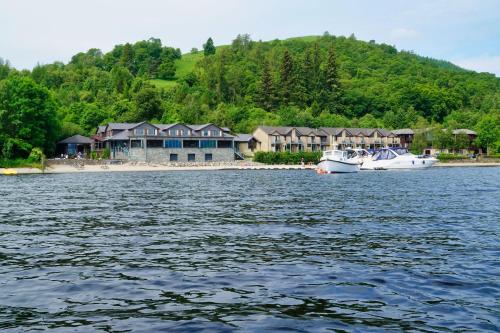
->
[317,159,360,173]
[361,157,437,170]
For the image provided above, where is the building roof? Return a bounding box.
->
[256,126,293,135]
[96,125,107,134]
[189,124,212,131]
[393,128,414,135]
[58,135,94,145]
[320,127,344,136]
[156,124,178,130]
[234,134,254,142]
[100,121,236,140]
[107,130,131,141]
[452,129,476,135]
[106,123,138,130]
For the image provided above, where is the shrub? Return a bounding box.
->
[27,147,45,163]
[102,148,111,159]
[253,151,322,164]
[436,153,467,161]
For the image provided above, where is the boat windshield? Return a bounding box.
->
[393,148,409,155]
[324,150,347,160]
[346,150,358,159]
[332,151,345,159]
[372,149,397,160]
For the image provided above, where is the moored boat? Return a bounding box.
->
[317,149,361,173]
[361,148,437,170]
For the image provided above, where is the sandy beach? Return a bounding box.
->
[1,161,499,175]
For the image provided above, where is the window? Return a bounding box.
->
[217,140,232,148]
[200,140,216,148]
[188,153,196,162]
[202,130,209,136]
[205,153,213,161]
[210,130,220,137]
[135,129,144,135]
[147,140,163,148]
[169,153,178,162]
[183,140,199,148]
[176,129,185,136]
[147,128,156,135]
[131,140,142,148]
[168,129,174,136]
[164,139,182,148]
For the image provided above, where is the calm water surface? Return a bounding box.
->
[0,168,499,332]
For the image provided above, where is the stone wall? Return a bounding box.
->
[128,148,234,163]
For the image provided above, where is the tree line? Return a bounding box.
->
[0,34,499,161]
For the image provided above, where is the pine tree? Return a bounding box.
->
[310,43,322,105]
[216,51,229,102]
[120,43,134,73]
[294,55,307,108]
[302,48,313,104]
[279,49,295,106]
[257,59,275,111]
[322,46,343,113]
[203,37,216,56]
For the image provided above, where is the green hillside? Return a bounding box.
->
[0,34,499,159]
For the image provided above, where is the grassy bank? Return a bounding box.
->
[0,158,43,169]
[437,153,500,163]
[254,151,322,164]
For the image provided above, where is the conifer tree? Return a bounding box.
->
[279,49,295,105]
[257,59,275,111]
[203,37,216,56]
[302,49,313,104]
[322,46,343,113]
[120,43,134,73]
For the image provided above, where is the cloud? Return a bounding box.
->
[453,55,500,76]
[389,28,421,40]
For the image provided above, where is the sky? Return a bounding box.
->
[1,0,499,76]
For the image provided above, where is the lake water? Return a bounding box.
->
[0,168,499,332]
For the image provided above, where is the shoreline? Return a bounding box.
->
[1,161,500,175]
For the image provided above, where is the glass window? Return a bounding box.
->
[147,140,163,148]
[169,153,178,162]
[188,153,196,162]
[131,140,142,148]
[217,140,232,148]
[202,130,209,136]
[135,129,144,135]
[164,139,182,148]
[387,150,397,159]
[200,140,216,148]
[147,128,156,135]
[205,153,213,161]
[210,130,219,137]
[183,140,199,148]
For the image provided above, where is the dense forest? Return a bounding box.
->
[0,33,499,160]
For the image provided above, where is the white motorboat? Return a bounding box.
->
[361,148,437,170]
[317,149,361,173]
[352,148,372,165]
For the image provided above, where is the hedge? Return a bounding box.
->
[436,153,468,161]
[253,151,322,164]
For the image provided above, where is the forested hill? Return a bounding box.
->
[0,34,499,158]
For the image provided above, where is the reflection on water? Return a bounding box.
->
[0,168,499,332]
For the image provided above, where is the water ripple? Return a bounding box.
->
[0,168,499,332]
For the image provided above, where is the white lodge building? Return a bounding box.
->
[94,122,236,163]
[252,126,401,152]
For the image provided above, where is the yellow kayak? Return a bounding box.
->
[2,169,18,175]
